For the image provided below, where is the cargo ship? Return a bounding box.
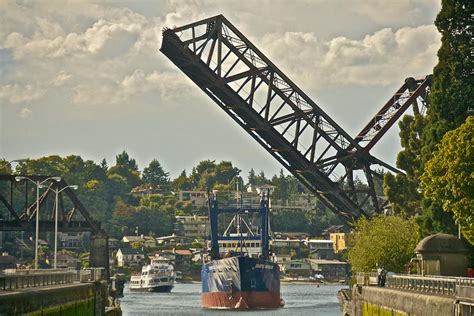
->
[202,191,283,309]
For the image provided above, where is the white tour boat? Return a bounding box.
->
[129,256,175,292]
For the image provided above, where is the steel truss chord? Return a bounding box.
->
[161,15,432,225]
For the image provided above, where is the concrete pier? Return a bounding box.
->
[0,281,108,315]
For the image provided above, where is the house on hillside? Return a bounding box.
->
[330,233,349,253]
[116,248,145,267]
[175,191,208,207]
[56,253,81,269]
[174,215,209,240]
[0,252,16,269]
[121,235,157,248]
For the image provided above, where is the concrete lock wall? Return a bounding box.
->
[90,231,110,281]
[0,281,107,316]
[351,285,455,316]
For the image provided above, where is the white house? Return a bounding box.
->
[116,248,145,268]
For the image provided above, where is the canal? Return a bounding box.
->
[121,282,345,315]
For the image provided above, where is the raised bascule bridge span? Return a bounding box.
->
[160,14,431,225]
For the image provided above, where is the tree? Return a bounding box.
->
[421,117,474,244]
[115,150,138,171]
[100,158,108,171]
[421,0,473,165]
[248,168,257,185]
[172,170,192,191]
[142,159,170,190]
[108,151,142,189]
[348,215,419,273]
[384,1,472,234]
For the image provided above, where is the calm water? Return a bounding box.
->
[120,283,345,315]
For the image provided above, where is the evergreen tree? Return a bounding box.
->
[142,159,170,190]
[100,158,108,171]
[248,168,257,185]
[115,150,138,171]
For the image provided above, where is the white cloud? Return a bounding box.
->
[51,70,72,86]
[71,69,192,105]
[0,83,43,104]
[260,25,440,87]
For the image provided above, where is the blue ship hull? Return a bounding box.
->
[201,256,281,309]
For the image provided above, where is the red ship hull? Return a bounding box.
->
[202,291,281,309]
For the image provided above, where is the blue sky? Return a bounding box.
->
[0,0,441,179]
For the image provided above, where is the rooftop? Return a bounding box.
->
[415,233,468,254]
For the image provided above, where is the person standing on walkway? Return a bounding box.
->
[377,265,382,286]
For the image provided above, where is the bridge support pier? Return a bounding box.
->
[90,230,110,281]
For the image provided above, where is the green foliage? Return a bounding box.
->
[384,1,472,236]
[383,173,422,216]
[172,170,192,191]
[142,159,170,190]
[348,215,419,273]
[421,117,474,244]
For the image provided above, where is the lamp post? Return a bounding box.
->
[15,176,61,269]
[50,184,78,269]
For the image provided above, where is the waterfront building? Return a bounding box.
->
[116,248,145,268]
[308,259,348,278]
[282,259,313,277]
[174,215,209,240]
[160,249,193,273]
[282,258,349,278]
[306,239,334,260]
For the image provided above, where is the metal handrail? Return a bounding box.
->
[355,272,474,297]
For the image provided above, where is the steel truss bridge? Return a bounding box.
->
[161,15,431,224]
[0,175,101,233]
[0,175,109,278]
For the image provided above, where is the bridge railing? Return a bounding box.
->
[356,272,474,297]
[0,267,105,291]
[0,270,77,291]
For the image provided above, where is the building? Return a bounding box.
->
[174,215,209,240]
[130,184,162,198]
[308,259,349,278]
[121,235,157,248]
[273,232,310,240]
[160,249,192,273]
[176,191,208,207]
[306,239,334,260]
[414,233,469,277]
[217,237,262,258]
[282,259,313,277]
[58,232,86,251]
[274,254,292,271]
[330,233,349,253]
[116,248,145,268]
[56,253,81,269]
[0,252,16,269]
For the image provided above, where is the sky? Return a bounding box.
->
[0,0,442,179]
